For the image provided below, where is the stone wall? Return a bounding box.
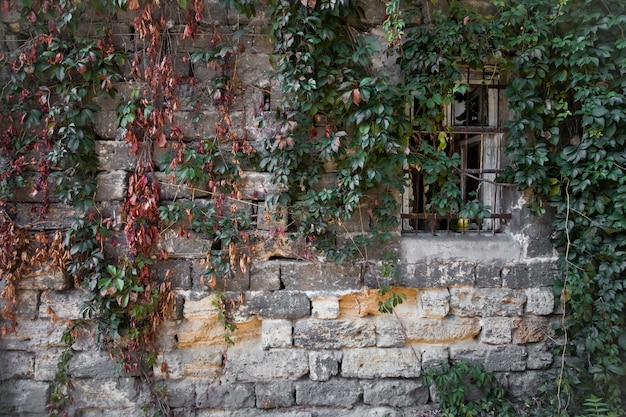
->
[0,1,559,416]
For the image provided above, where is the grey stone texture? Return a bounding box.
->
[296,379,362,408]
[294,318,376,349]
[0,0,562,414]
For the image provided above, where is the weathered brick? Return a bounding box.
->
[308,351,341,382]
[513,315,551,344]
[475,262,503,287]
[0,351,34,380]
[226,349,309,382]
[0,319,67,350]
[249,260,281,291]
[196,381,255,409]
[159,380,196,408]
[296,379,361,408]
[240,291,310,319]
[255,381,296,408]
[418,288,450,318]
[9,290,39,319]
[13,203,76,230]
[153,259,192,290]
[403,317,481,344]
[418,345,449,370]
[261,319,292,349]
[294,318,375,349]
[480,317,513,344]
[341,347,421,379]
[39,290,90,320]
[525,287,555,315]
[450,344,527,372]
[526,342,555,370]
[19,266,71,291]
[154,348,224,379]
[449,287,526,317]
[71,378,139,409]
[502,261,561,288]
[159,230,214,259]
[0,379,49,414]
[96,140,138,171]
[69,350,119,379]
[95,170,128,201]
[311,297,340,319]
[374,316,405,348]
[362,380,429,407]
[280,261,362,291]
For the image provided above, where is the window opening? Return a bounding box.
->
[402,66,511,234]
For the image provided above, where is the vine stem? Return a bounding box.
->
[557,179,571,414]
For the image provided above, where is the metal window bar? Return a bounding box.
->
[402,66,512,234]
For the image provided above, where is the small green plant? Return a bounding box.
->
[422,359,514,417]
[576,396,619,417]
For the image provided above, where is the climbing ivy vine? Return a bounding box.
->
[1,0,626,415]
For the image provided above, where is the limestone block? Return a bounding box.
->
[9,290,39,319]
[527,342,555,370]
[35,350,63,381]
[295,379,361,408]
[0,319,67,350]
[418,288,450,318]
[176,315,260,349]
[155,348,224,379]
[95,140,138,171]
[480,317,513,345]
[293,318,376,349]
[196,381,255,408]
[308,351,341,382]
[19,266,71,290]
[183,294,220,319]
[502,261,560,288]
[513,315,551,344]
[432,260,476,286]
[525,287,555,315]
[311,297,340,319]
[13,203,76,230]
[475,262,503,287]
[362,380,429,407]
[256,205,288,231]
[374,316,405,348]
[240,171,276,201]
[159,380,196,408]
[255,381,296,408]
[240,291,310,319]
[70,378,139,409]
[0,379,49,414]
[153,259,192,290]
[403,317,481,344]
[159,229,214,258]
[280,261,362,291]
[249,260,281,291]
[341,347,421,379]
[449,287,526,317]
[95,170,128,201]
[69,350,119,379]
[191,258,250,292]
[196,410,311,417]
[498,370,545,398]
[484,345,527,372]
[261,319,292,349]
[226,349,309,382]
[418,345,449,370]
[94,110,123,139]
[39,290,91,320]
[0,351,34,380]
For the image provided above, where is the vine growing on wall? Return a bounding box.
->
[1,0,626,415]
